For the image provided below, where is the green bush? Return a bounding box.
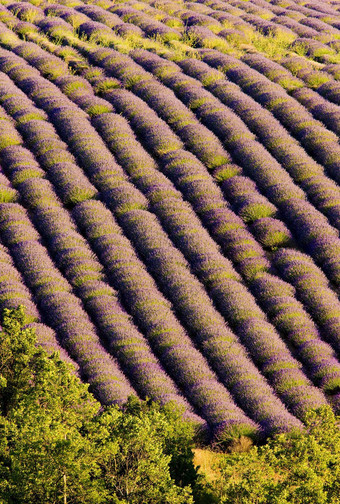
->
[215,405,340,503]
[0,306,196,503]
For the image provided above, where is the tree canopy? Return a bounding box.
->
[0,305,339,504]
[0,306,197,503]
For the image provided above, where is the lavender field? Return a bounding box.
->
[0,0,340,443]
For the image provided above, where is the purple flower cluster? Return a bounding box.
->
[180,10,222,29]
[236,1,273,18]
[0,202,134,405]
[323,63,340,80]
[241,12,295,36]
[272,15,320,37]
[109,3,181,40]
[72,200,259,438]
[274,248,340,353]
[250,217,293,249]
[78,20,117,45]
[222,176,278,223]
[279,199,340,285]
[37,16,74,37]
[74,4,123,29]
[0,240,39,320]
[211,11,253,30]
[317,78,340,104]
[301,16,340,36]
[53,73,114,116]
[43,3,88,28]
[293,36,335,60]
[13,42,69,79]
[185,25,222,45]
[7,2,44,22]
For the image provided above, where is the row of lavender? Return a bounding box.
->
[0,0,340,400]
[0,35,270,439]
[60,0,340,62]
[0,22,336,422]
[0,0,339,430]
[0,40,306,437]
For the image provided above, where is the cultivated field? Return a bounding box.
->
[0,0,340,443]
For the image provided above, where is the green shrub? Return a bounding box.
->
[215,405,340,503]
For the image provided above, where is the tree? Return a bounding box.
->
[0,306,104,503]
[0,306,198,503]
[87,400,194,504]
[216,405,340,504]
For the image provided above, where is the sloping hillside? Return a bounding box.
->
[0,0,339,443]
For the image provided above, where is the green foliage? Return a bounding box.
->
[215,405,340,503]
[0,185,18,203]
[87,397,194,504]
[0,306,103,503]
[0,306,197,503]
[1,307,339,504]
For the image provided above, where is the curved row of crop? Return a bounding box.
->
[0,69,206,426]
[3,11,338,400]
[0,23,326,432]
[0,42,265,438]
[0,196,134,405]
